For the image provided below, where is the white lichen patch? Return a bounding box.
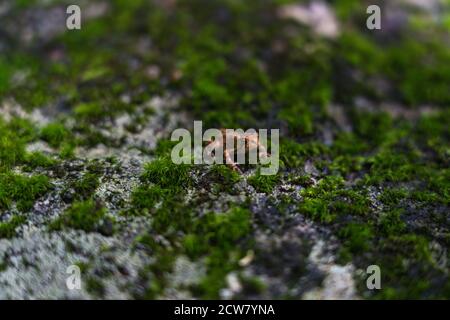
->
[302,240,358,300]
[0,228,149,299]
[0,99,50,125]
[278,1,340,38]
[162,255,206,299]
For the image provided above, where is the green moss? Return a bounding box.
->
[59,142,76,159]
[415,110,450,164]
[369,234,439,299]
[299,198,334,223]
[86,159,105,175]
[335,29,450,107]
[133,196,193,298]
[328,154,365,176]
[351,111,393,147]
[0,135,25,170]
[248,169,279,194]
[40,122,70,149]
[287,173,314,187]
[304,176,340,197]
[134,189,252,299]
[194,249,240,299]
[239,274,267,295]
[23,152,56,171]
[73,103,104,122]
[363,150,420,185]
[183,207,252,258]
[185,207,253,298]
[140,252,176,299]
[7,117,37,142]
[0,57,12,95]
[0,172,51,212]
[205,164,241,194]
[126,156,193,217]
[86,277,106,297]
[410,190,442,205]
[0,53,45,99]
[50,199,110,233]
[379,188,409,207]
[2,0,449,299]
[330,111,393,160]
[280,139,327,168]
[70,173,100,201]
[141,157,192,189]
[150,198,194,236]
[0,116,53,171]
[333,0,363,19]
[378,208,406,236]
[299,176,371,223]
[338,222,374,254]
[0,215,27,238]
[130,185,171,214]
[152,139,179,157]
[385,39,450,106]
[0,117,33,170]
[278,102,314,136]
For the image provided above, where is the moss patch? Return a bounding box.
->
[0,215,27,238]
[50,199,113,235]
[0,172,51,212]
